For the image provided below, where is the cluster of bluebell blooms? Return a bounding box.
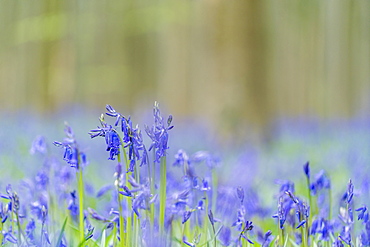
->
[0,103,369,247]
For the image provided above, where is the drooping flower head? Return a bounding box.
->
[54,122,87,170]
[89,113,121,161]
[145,102,174,163]
[90,105,149,173]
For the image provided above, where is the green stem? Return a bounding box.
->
[117,192,126,247]
[181,223,186,247]
[117,153,127,247]
[211,169,218,214]
[159,156,167,237]
[0,219,3,245]
[328,186,332,221]
[133,163,140,246]
[77,168,85,244]
[306,177,312,222]
[279,227,285,247]
[41,222,44,246]
[203,191,210,245]
[148,160,155,232]
[113,222,117,247]
[15,213,29,247]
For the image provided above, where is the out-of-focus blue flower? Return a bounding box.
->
[276,180,295,194]
[360,221,370,245]
[219,226,232,246]
[68,191,79,217]
[191,151,220,169]
[272,196,287,229]
[199,178,211,192]
[333,237,345,247]
[356,205,368,221]
[96,184,114,198]
[208,209,215,226]
[173,149,190,169]
[261,230,272,247]
[30,201,47,222]
[232,205,246,231]
[237,186,244,204]
[30,135,47,155]
[310,170,331,195]
[339,226,352,246]
[35,170,49,190]
[310,218,335,241]
[182,210,192,224]
[182,236,195,247]
[339,206,354,224]
[88,207,109,222]
[296,220,306,229]
[346,179,354,204]
[25,218,36,241]
[303,161,310,179]
[239,220,254,245]
[3,231,17,244]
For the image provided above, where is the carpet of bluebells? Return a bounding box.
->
[0,103,370,247]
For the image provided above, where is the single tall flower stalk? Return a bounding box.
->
[53,123,87,245]
[145,102,173,237]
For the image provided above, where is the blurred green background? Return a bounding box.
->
[0,0,369,137]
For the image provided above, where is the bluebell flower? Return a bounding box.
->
[54,123,86,170]
[236,221,254,246]
[276,180,295,194]
[30,201,47,221]
[25,218,36,241]
[43,230,51,245]
[200,178,211,192]
[356,205,368,221]
[173,149,190,167]
[310,218,336,241]
[30,135,47,155]
[219,226,232,246]
[191,151,220,169]
[35,170,49,190]
[0,202,8,224]
[89,115,122,161]
[182,210,192,224]
[296,220,306,229]
[303,161,310,179]
[310,170,331,195]
[232,205,246,231]
[68,191,79,218]
[237,186,244,204]
[105,104,122,126]
[96,184,114,198]
[105,129,121,160]
[182,236,195,247]
[85,224,95,240]
[346,179,354,204]
[208,209,215,226]
[339,229,352,246]
[88,207,109,222]
[333,237,345,247]
[359,221,370,245]
[261,230,272,247]
[339,206,354,224]
[3,231,17,244]
[145,102,173,163]
[272,196,286,229]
